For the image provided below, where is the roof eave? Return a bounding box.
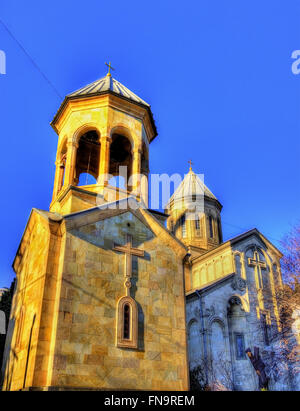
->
[50,90,158,140]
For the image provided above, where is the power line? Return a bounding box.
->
[222,220,282,245]
[0,18,63,99]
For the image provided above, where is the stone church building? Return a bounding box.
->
[0,71,293,391]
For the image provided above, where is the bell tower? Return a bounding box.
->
[50,69,157,215]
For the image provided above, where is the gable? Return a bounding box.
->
[63,199,187,259]
[68,211,154,250]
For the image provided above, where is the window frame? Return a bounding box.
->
[234,332,246,360]
[116,296,138,349]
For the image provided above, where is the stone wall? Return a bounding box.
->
[49,210,189,390]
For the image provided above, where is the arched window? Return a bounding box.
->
[123,304,131,339]
[195,215,201,236]
[209,216,214,238]
[181,214,186,237]
[117,296,138,348]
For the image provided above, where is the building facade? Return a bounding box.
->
[1,72,296,390]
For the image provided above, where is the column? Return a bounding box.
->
[98,135,111,187]
[131,147,142,195]
[64,140,78,187]
[140,172,149,207]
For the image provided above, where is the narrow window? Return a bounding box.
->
[123,304,130,339]
[235,333,245,359]
[170,220,174,234]
[209,216,213,238]
[117,296,138,348]
[261,313,269,345]
[195,215,201,236]
[181,214,186,237]
[217,218,222,242]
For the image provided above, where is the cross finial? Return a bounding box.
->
[105,61,115,77]
[188,160,193,171]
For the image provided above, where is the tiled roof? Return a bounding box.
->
[67,75,150,107]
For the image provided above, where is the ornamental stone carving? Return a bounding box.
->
[231,275,247,292]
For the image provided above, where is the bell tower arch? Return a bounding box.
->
[50,70,156,214]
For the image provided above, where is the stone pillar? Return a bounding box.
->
[131,147,142,195]
[52,161,62,201]
[52,157,66,201]
[98,135,111,187]
[140,172,149,207]
[64,140,78,186]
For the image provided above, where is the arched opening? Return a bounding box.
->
[75,130,100,186]
[109,133,132,190]
[117,296,138,348]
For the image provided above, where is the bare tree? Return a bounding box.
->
[190,352,234,391]
[255,223,300,388]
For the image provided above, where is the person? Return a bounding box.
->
[245,347,269,390]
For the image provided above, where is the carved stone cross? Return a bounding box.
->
[248,251,266,289]
[113,234,144,295]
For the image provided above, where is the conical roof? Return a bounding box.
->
[51,74,157,139]
[165,169,218,210]
[67,75,150,107]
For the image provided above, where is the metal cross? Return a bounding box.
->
[105,61,115,76]
[188,160,193,171]
[113,234,144,295]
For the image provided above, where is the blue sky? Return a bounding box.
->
[0,1,300,287]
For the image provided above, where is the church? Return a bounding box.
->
[0,68,290,391]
